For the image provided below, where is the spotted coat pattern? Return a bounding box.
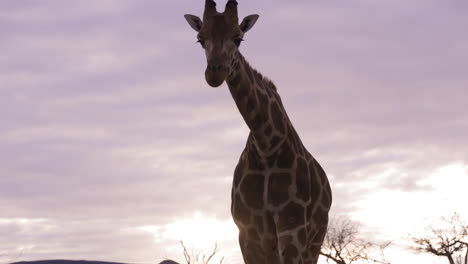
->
[227,53,332,264]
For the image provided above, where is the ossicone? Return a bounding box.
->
[205,0,216,7]
[204,0,218,20]
[225,0,239,23]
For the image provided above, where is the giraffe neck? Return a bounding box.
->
[226,52,295,155]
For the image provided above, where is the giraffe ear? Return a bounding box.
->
[184,14,203,32]
[240,14,259,33]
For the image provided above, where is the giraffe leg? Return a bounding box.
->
[238,229,268,264]
[277,230,307,264]
[303,219,329,264]
[302,244,320,264]
[263,233,281,264]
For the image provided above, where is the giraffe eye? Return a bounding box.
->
[233,37,243,47]
[197,39,206,48]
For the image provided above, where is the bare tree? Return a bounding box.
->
[320,217,392,264]
[180,241,226,264]
[410,213,468,264]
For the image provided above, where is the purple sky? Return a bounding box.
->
[1,1,467,264]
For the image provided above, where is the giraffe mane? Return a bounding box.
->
[252,67,278,92]
[240,54,278,92]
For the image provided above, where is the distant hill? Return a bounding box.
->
[159,261,179,264]
[12,260,179,264]
[12,261,128,264]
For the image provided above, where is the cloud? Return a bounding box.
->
[0,1,467,264]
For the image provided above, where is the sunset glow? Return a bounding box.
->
[140,212,239,248]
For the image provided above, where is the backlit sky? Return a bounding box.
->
[1,1,467,264]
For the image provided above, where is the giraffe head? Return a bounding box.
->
[184,0,259,87]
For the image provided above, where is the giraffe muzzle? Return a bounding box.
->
[207,62,225,72]
[205,66,228,87]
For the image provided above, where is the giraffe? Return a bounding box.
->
[184,1,332,263]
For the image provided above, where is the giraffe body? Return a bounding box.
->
[184,1,332,263]
[228,55,332,264]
